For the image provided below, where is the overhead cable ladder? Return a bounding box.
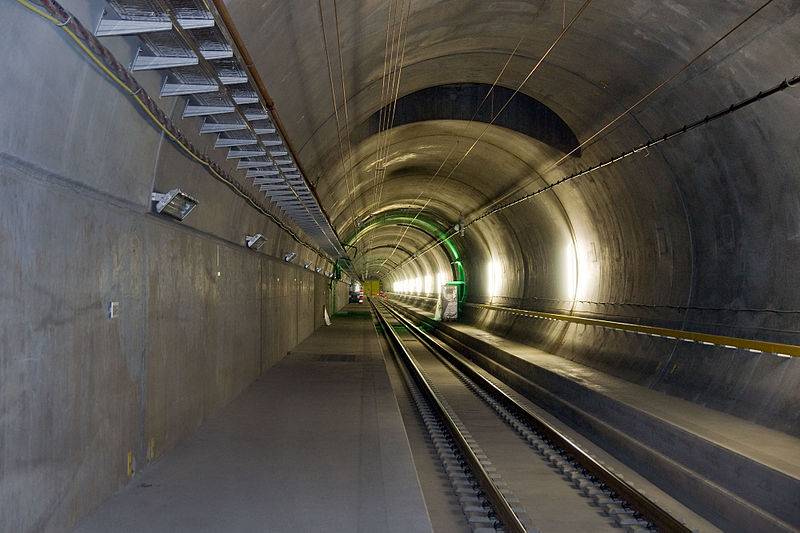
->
[95,0,346,258]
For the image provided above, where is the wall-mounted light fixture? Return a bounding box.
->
[284,252,296,262]
[316,267,322,273]
[324,270,330,276]
[304,262,313,269]
[245,234,266,250]
[151,189,198,220]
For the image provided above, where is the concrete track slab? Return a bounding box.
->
[74,304,432,533]
[443,321,800,479]
[390,299,800,530]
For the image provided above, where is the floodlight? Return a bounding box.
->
[304,262,313,269]
[284,252,296,262]
[151,189,197,220]
[246,234,266,250]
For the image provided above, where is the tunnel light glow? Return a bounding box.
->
[566,242,578,301]
[487,259,502,297]
[414,277,422,293]
[400,279,409,293]
[424,275,433,294]
[437,272,446,293]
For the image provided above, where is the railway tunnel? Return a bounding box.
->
[1,0,799,531]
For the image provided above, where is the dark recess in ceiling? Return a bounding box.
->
[353,83,581,156]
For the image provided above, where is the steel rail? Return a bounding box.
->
[368,298,529,533]
[381,299,693,533]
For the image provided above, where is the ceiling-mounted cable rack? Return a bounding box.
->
[95,0,347,258]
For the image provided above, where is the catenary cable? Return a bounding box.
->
[484,0,777,212]
[390,0,781,275]
[318,0,359,237]
[379,0,593,269]
[392,73,799,271]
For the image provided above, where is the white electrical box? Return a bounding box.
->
[441,285,458,321]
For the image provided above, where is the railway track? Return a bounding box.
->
[369,297,693,533]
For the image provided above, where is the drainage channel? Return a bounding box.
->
[373,297,693,533]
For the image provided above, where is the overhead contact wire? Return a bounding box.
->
[372,0,406,213]
[372,1,411,216]
[393,0,777,275]
[364,0,398,277]
[318,0,359,238]
[485,0,777,212]
[380,0,592,270]
[370,3,410,278]
[366,0,409,276]
[395,72,798,270]
[332,0,359,235]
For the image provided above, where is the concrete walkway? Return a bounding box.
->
[74,304,432,533]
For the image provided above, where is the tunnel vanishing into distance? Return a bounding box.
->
[2,0,799,531]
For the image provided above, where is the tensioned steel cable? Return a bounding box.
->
[391,73,799,272]
[364,0,405,277]
[483,0,777,213]
[370,0,401,205]
[369,3,411,240]
[379,0,593,270]
[371,0,402,197]
[361,0,398,278]
[332,0,359,229]
[318,0,359,237]
[371,2,411,216]
[362,0,399,278]
[373,0,536,221]
[370,1,410,215]
[365,0,411,278]
[389,0,780,276]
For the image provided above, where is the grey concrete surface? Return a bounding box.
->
[227,0,800,436]
[73,306,432,533]
[0,153,341,532]
[3,0,800,531]
[391,297,800,531]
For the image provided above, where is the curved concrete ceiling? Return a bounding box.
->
[228,0,800,340]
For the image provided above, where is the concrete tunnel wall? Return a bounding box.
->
[2,0,800,531]
[263,0,799,436]
[0,1,347,530]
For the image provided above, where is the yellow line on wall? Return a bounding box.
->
[471,303,800,358]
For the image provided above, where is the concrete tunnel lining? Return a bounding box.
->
[2,0,799,530]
